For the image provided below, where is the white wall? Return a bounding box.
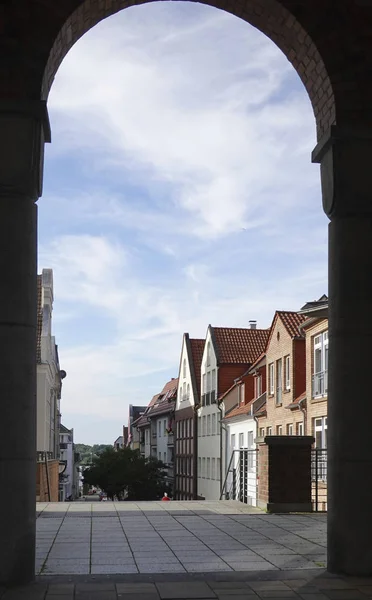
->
[176,335,195,411]
[155,415,170,464]
[225,417,257,506]
[144,426,151,458]
[197,328,221,500]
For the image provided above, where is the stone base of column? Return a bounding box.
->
[257,436,314,514]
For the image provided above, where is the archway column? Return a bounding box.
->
[313,126,372,576]
[0,101,50,585]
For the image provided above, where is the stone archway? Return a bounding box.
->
[2,0,372,586]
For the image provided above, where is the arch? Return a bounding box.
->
[41,0,334,139]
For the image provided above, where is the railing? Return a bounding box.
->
[220,448,258,506]
[311,448,327,512]
[167,432,174,445]
[60,443,68,450]
[312,370,328,397]
[36,451,53,462]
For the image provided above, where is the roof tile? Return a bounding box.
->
[212,327,269,364]
[276,311,306,339]
[189,338,204,396]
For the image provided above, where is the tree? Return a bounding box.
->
[75,443,113,466]
[83,447,170,500]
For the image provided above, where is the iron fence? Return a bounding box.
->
[311,448,327,512]
[221,448,258,506]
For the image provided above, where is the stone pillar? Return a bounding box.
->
[0,101,50,585]
[313,126,372,576]
[256,436,314,513]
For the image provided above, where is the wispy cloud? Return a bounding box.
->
[40,2,327,443]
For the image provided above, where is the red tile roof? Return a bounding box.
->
[212,327,269,365]
[189,338,205,397]
[36,275,42,364]
[277,311,306,339]
[224,402,253,419]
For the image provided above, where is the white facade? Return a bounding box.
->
[155,415,170,464]
[59,426,79,500]
[224,416,257,506]
[176,335,196,411]
[37,269,64,458]
[197,329,221,500]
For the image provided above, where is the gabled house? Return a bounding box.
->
[127,404,147,450]
[256,311,306,437]
[197,323,269,500]
[299,295,328,445]
[174,335,204,500]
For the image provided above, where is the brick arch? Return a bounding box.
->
[41,0,334,139]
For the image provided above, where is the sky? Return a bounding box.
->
[39,2,328,445]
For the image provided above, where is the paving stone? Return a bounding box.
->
[47,583,75,593]
[91,565,138,574]
[75,593,117,600]
[156,582,216,598]
[116,583,158,593]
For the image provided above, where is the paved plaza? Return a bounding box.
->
[35,501,327,576]
[3,503,372,598]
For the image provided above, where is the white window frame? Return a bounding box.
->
[206,457,211,479]
[239,383,245,404]
[202,416,206,436]
[285,355,290,390]
[255,375,262,399]
[211,413,216,435]
[287,423,293,436]
[314,417,327,448]
[183,358,186,379]
[211,369,216,392]
[267,427,272,436]
[158,421,161,437]
[211,458,216,480]
[297,421,304,436]
[269,363,274,395]
[313,331,328,397]
[207,415,211,435]
[276,425,283,435]
[231,434,236,449]
[206,342,211,367]
[260,427,265,437]
[276,358,282,405]
[239,432,244,448]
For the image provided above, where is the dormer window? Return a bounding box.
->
[206,342,211,367]
[255,374,262,399]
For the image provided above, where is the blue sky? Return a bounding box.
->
[39,2,328,445]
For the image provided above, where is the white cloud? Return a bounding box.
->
[40,3,327,442]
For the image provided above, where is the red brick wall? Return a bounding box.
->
[218,365,249,396]
[294,338,306,399]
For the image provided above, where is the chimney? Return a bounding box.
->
[249,320,257,329]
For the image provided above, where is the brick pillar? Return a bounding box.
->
[257,436,314,513]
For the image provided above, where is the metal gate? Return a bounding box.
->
[221,449,258,506]
[311,448,327,512]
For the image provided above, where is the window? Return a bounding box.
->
[158,421,161,437]
[255,375,262,399]
[260,427,265,437]
[186,419,189,438]
[198,415,201,437]
[211,369,216,391]
[202,457,206,478]
[206,458,211,479]
[211,413,216,435]
[239,383,245,404]
[297,421,304,436]
[313,331,328,397]
[164,452,167,463]
[276,425,283,435]
[287,423,293,435]
[186,383,190,400]
[216,458,221,481]
[206,342,211,366]
[216,412,221,433]
[267,427,272,436]
[207,414,211,435]
[183,358,186,379]
[163,419,167,435]
[198,457,201,476]
[248,431,254,448]
[314,417,327,448]
[202,373,206,395]
[190,418,193,438]
[202,416,206,436]
[269,363,274,395]
[145,429,149,444]
[231,434,236,449]
[276,359,282,405]
[239,432,244,448]
[211,458,216,480]
[158,452,161,461]
[285,355,290,390]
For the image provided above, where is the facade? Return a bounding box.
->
[59,424,80,501]
[256,312,306,438]
[127,405,147,450]
[113,436,124,450]
[197,324,269,500]
[174,335,204,500]
[36,269,66,460]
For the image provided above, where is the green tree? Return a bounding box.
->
[75,443,113,466]
[83,447,169,500]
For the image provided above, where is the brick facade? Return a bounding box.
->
[257,314,306,437]
[174,406,197,500]
[303,318,328,440]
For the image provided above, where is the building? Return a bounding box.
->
[36,269,66,460]
[299,296,328,444]
[221,354,267,505]
[197,323,269,500]
[174,335,204,500]
[127,405,147,450]
[113,436,124,450]
[59,424,80,501]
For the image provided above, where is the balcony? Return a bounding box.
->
[312,370,328,397]
[36,451,53,462]
[167,432,174,446]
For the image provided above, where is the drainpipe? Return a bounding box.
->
[299,397,307,435]
[218,402,227,497]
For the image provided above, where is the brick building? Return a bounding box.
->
[174,335,204,500]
